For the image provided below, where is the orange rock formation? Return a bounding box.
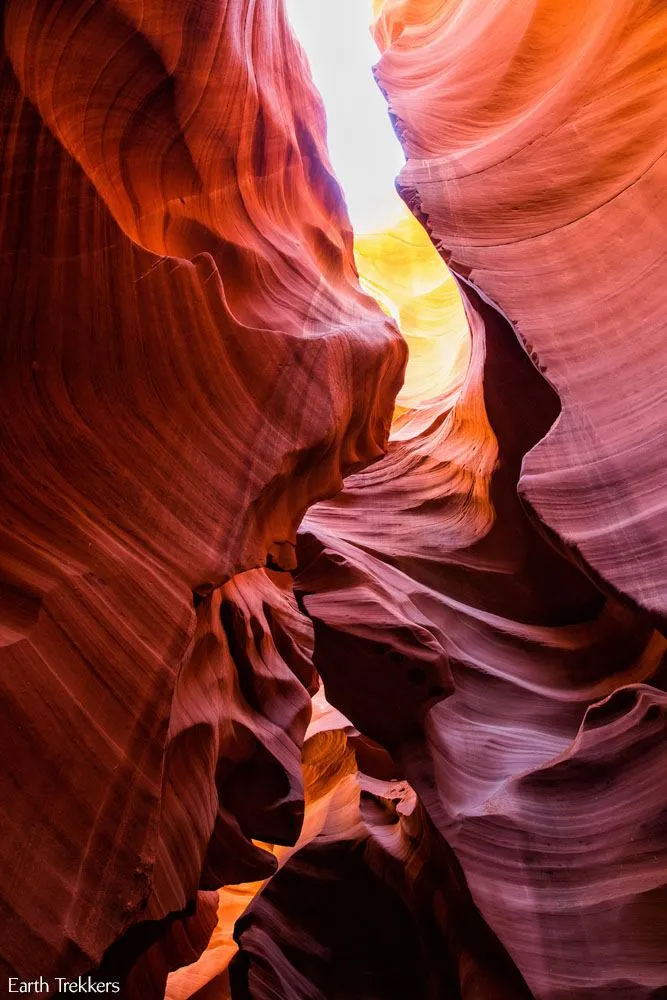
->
[1,1,666,998]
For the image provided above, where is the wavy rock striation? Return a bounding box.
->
[2,0,666,997]
[292,3,667,998]
[0,0,404,986]
[297,280,666,999]
[231,766,533,1000]
[373,0,667,622]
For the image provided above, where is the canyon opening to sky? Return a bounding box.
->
[285,0,406,237]
[1,1,666,999]
[287,0,471,426]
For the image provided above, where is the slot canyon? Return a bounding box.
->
[1,0,666,997]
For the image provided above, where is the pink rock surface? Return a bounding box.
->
[230,738,533,1000]
[373,0,667,621]
[295,4,667,988]
[297,280,667,998]
[2,0,666,996]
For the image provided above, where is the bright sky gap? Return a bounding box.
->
[284,0,406,235]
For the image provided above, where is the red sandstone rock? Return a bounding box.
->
[100,892,220,1000]
[2,0,667,997]
[0,0,404,986]
[229,734,533,1000]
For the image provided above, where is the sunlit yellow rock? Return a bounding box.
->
[353,200,470,424]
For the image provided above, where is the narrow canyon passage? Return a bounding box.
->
[286,0,471,428]
[1,2,666,999]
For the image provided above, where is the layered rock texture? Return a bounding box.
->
[373,0,667,622]
[0,0,404,986]
[1,1,666,999]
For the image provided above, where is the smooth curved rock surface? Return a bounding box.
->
[164,716,534,999]
[374,0,667,621]
[2,0,667,997]
[96,892,220,1000]
[230,737,533,1000]
[0,0,404,985]
[166,725,363,999]
[296,274,666,999]
[297,157,667,1000]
